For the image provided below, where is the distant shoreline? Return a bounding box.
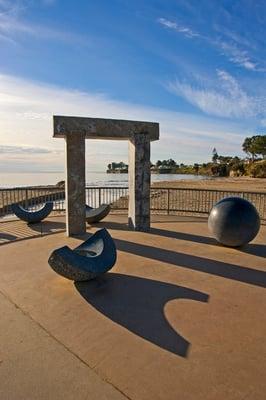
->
[0,173,265,192]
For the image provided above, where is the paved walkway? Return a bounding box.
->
[0,215,265,400]
[0,291,127,400]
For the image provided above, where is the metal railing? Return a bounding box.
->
[86,187,129,210]
[1,186,265,222]
[150,188,266,221]
[0,187,65,217]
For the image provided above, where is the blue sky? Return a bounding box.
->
[0,0,266,172]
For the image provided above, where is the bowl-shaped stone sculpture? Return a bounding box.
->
[85,204,111,224]
[208,197,260,247]
[11,201,53,223]
[48,228,116,281]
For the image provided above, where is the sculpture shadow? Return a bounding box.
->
[99,221,265,258]
[240,243,266,258]
[93,220,130,231]
[150,227,266,258]
[97,221,218,246]
[152,216,207,223]
[115,239,266,288]
[0,232,17,242]
[97,218,208,233]
[29,220,66,235]
[77,230,266,288]
[75,273,209,357]
[150,227,217,246]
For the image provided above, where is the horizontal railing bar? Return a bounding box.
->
[1,186,265,222]
[0,187,65,191]
[85,186,128,190]
[151,188,266,195]
[1,186,265,195]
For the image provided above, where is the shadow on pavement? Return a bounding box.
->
[98,221,266,258]
[29,220,66,234]
[240,243,266,258]
[75,273,209,357]
[114,238,266,288]
[0,232,17,242]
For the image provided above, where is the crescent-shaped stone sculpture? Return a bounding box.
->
[85,204,111,224]
[11,202,53,223]
[48,228,117,281]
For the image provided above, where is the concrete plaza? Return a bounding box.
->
[0,214,265,400]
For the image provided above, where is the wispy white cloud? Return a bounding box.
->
[0,0,88,45]
[157,17,263,72]
[0,144,54,154]
[0,73,254,172]
[15,111,50,120]
[0,31,15,43]
[0,0,17,8]
[213,24,257,51]
[158,18,199,38]
[219,41,259,71]
[0,13,33,37]
[167,69,266,119]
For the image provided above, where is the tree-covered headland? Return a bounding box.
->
[107,134,266,178]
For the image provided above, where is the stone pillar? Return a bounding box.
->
[128,133,151,231]
[65,133,86,236]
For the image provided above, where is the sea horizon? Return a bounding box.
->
[0,171,210,188]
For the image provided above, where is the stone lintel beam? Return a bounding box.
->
[65,133,86,236]
[53,115,159,142]
[128,133,151,231]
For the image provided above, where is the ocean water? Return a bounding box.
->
[0,171,209,188]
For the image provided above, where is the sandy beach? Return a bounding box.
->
[152,177,266,192]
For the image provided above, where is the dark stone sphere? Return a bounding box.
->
[208,197,260,247]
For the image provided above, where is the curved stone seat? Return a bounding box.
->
[48,228,117,281]
[85,204,111,224]
[11,202,53,223]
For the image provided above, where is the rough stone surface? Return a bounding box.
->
[65,133,86,236]
[54,115,159,141]
[128,133,151,231]
[54,115,159,235]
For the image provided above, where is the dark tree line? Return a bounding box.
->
[107,135,266,177]
[242,135,266,160]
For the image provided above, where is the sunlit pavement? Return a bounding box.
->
[0,214,265,400]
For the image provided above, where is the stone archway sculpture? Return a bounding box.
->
[53,116,159,236]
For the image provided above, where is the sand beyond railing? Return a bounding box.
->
[152,177,266,192]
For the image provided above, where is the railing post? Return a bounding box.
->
[98,188,101,207]
[25,188,29,209]
[167,188,170,215]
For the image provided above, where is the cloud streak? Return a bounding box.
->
[0,0,89,46]
[219,41,259,71]
[157,17,263,72]
[167,69,266,119]
[0,145,54,154]
[158,17,199,38]
[0,73,254,173]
